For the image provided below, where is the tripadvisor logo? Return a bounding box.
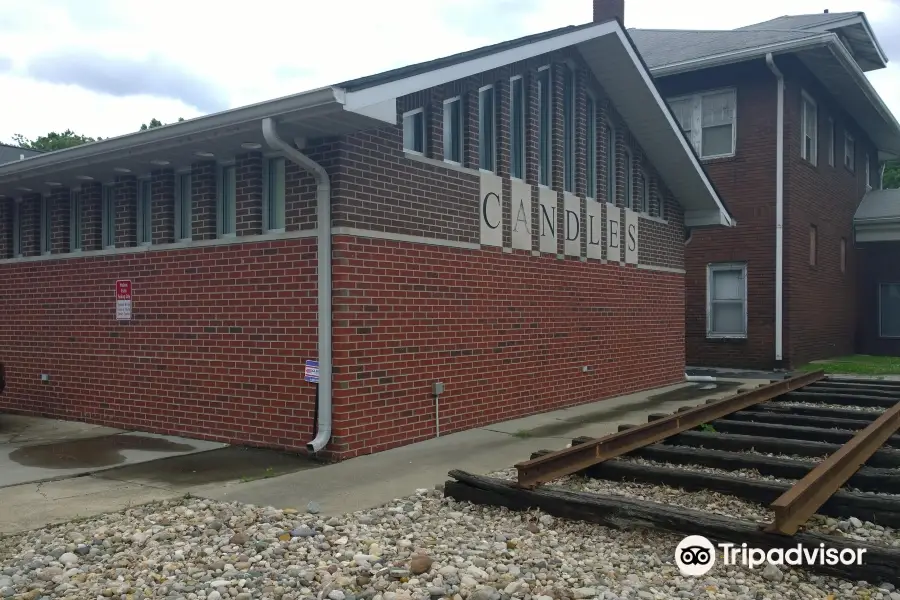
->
[675,536,866,576]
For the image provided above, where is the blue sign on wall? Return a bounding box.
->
[304,360,319,383]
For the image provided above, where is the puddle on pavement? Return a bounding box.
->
[8,434,196,469]
[514,381,743,439]
[94,446,319,488]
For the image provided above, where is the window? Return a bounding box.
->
[809,224,817,266]
[442,96,462,164]
[840,237,847,274]
[263,157,286,232]
[844,132,855,171]
[40,195,51,254]
[605,121,616,204]
[659,194,666,220]
[508,77,525,179]
[69,190,82,252]
[586,94,597,198]
[865,153,872,190]
[478,85,495,171]
[880,283,900,338]
[623,149,633,209]
[668,89,736,158]
[136,179,152,245]
[402,108,425,154]
[707,263,747,338]
[11,200,21,257]
[101,185,115,248]
[640,169,651,214]
[173,172,192,241]
[827,118,835,166]
[562,66,575,192]
[801,92,817,165]
[537,67,551,186]
[218,165,236,237]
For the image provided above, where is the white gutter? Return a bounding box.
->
[766,53,785,365]
[262,118,333,454]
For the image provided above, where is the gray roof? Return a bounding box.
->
[737,12,862,31]
[628,28,822,70]
[854,188,900,222]
[0,145,41,166]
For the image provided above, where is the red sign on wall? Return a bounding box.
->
[115,280,133,320]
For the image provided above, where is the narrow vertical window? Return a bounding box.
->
[101,184,115,248]
[442,97,462,164]
[827,118,835,166]
[136,179,152,245]
[809,224,818,266]
[40,195,51,254]
[537,67,551,186]
[402,108,425,154]
[509,76,525,179]
[478,85,495,171]
[218,165,236,237]
[641,170,651,214]
[69,190,82,252]
[562,65,575,192]
[586,94,597,198]
[840,237,847,274]
[865,153,871,189]
[605,122,616,204]
[624,150,633,209]
[801,92,817,165]
[844,132,855,171]
[11,200,21,257]
[174,172,192,241]
[263,157,286,232]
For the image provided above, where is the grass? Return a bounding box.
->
[797,354,900,376]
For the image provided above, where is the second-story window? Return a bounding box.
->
[827,117,835,167]
[562,65,575,192]
[40,195,51,254]
[101,184,115,248]
[442,97,462,164]
[174,172,192,241]
[136,180,152,245]
[510,76,525,179]
[402,108,425,154]
[218,164,236,237]
[69,190,82,252]
[263,157,286,232]
[865,153,872,190]
[605,121,616,204]
[478,85,495,172]
[801,92,817,165]
[844,132,855,171]
[11,200,22,258]
[668,89,736,159]
[624,149,633,209]
[537,67,551,186]
[586,94,597,198]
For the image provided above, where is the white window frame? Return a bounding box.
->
[509,76,526,180]
[827,117,835,167]
[537,66,551,187]
[640,169,651,214]
[136,178,152,246]
[623,148,633,209]
[69,189,82,252]
[865,152,872,190]
[101,184,116,249]
[402,108,425,155]
[217,163,237,238]
[878,282,900,339]
[667,88,737,159]
[605,120,616,204]
[11,199,22,258]
[707,262,748,339]
[800,91,817,166]
[844,132,855,171]
[442,96,463,165]
[478,84,496,172]
[562,65,576,192]
[40,195,51,255]
[173,171,192,242]
[586,93,597,199]
[262,156,286,233]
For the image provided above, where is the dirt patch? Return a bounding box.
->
[8,434,196,469]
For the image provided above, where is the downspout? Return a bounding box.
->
[766,53,785,365]
[262,117,333,454]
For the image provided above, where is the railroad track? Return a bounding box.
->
[444,371,900,586]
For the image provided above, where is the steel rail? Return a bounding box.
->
[765,398,900,535]
[515,371,825,488]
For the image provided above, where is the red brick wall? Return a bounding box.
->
[329,235,684,459]
[0,238,319,449]
[781,56,872,367]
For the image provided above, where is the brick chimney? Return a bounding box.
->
[593,0,624,24]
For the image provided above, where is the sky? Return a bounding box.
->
[0,0,899,144]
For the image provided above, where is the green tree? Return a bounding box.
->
[9,130,97,152]
[139,117,185,131]
[884,161,900,189]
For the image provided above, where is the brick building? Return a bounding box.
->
[631,9,900,369]
[0,4,732,459]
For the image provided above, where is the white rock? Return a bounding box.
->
[466,565,489,581]
[58,553,79,566]
[573,587,598,599]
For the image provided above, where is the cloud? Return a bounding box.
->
[23,50,228,113]
[0,56,11,73]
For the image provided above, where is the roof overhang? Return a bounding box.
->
[796,13,888,71]
[854,189,900,242]
[0,87,391,196]
[341,20,733,228]
[649,33,900,161]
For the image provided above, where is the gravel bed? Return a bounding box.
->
[615,457,793,484]
[772,402,885,413]
[2,492,900,600]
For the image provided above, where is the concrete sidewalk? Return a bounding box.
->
[0,378,764,534]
